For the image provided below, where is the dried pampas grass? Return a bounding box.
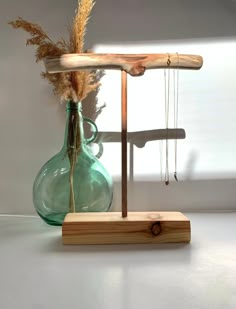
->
[9,0,98,103]
[71,0,95,53]
[9,0,103,215]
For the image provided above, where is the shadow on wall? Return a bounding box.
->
[2,0,236,215]
[82,70,106,136]
[86,0,236,46]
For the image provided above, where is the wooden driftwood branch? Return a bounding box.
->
[44,53,203,76]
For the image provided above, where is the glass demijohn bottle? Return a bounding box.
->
[33,101,113,226]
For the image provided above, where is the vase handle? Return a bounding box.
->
[83,117,98,144]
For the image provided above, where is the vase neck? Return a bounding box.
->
[62,101,84,153]
[66,101,81,112]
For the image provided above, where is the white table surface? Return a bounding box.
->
[0,213,235,309]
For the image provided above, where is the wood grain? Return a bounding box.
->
[44,53,203,76]
[62,212,191,245]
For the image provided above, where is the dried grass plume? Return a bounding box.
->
[9,0,98,102]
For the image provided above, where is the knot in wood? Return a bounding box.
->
[151,222,161,236]
[129,65,146,76]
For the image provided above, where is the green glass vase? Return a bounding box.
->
[33,101,113,226]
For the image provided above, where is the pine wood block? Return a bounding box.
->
[62,212,191,245]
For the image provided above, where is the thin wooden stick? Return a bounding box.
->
[121,70,128,218]
[44,53,203,76]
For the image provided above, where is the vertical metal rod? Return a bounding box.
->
[121,70,128,218]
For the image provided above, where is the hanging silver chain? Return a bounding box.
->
[164,53,171,185]
[174,52,179,181]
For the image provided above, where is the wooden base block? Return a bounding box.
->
[62,212,191,245]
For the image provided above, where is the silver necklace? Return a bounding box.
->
[164,53,171,185]
[173,52,179,181]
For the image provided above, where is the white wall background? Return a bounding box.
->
[1,0,236,215]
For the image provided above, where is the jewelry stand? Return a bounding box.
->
[44,53,203,245]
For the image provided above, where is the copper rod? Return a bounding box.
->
[121,70,128,218]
